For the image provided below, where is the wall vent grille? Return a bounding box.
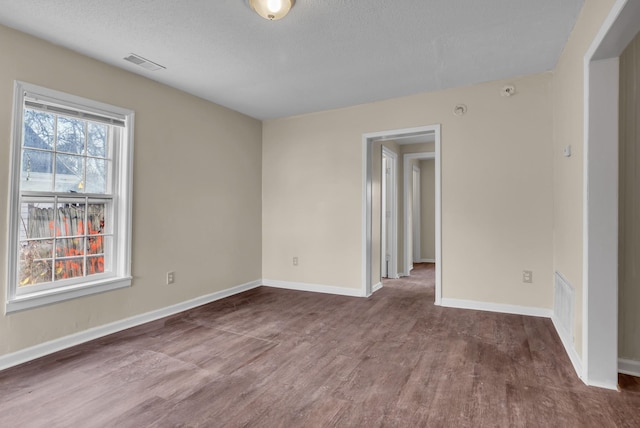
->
[123,53,165,71]
[553,272,574,344]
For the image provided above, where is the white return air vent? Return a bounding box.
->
[123,53,165,71]
[553,272,574,346]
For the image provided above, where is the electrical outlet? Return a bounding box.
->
[522,270,533,284]
[167,271,175,285]
[293,257,298,266]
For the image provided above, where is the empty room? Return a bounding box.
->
[1,0,640,426]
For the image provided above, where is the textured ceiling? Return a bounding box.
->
[0,0,584,120]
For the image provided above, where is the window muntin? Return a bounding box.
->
[6,82,134,313]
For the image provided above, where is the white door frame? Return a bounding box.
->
[381,146,398,280]
[412,165,421,265]
[582,0,640,389]
[381,155,388,280]
[362,124,441,301]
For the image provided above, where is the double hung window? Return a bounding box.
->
[6,82,134,312]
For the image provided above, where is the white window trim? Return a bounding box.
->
[5,81,135,313]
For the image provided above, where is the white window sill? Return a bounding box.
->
[5,276,132,314]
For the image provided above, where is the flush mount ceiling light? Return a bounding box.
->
[249,0,295,20]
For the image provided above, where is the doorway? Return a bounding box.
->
[362,124,441,301]
[403,151,436,283]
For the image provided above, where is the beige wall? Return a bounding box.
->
[619,28,640,361]
[551,0,616,358]
[263,72,554,308]
[0,25,263,356]
[420,159,436,260]
[401,143,434,155]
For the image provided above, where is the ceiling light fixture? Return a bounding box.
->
[249,0,295,20]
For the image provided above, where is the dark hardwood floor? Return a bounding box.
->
[1,263,639,427]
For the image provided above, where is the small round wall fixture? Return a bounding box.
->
[501,85,516,97]
[249,0,295,20]
[453,104,467,116]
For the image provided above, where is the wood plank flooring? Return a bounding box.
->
[1,263,639,427]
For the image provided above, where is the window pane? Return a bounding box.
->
[23,109,54,149]
[18,251,53,287]
[87,203,106,235]
[55,153,84,192]
[20,239,54,260]
[87,123,108,158]
[56,238,85,258]
[87,235,105,255]
[87,255,105,275]
[85,158,108,194]
[21,149,53,191]
[57,116,85,154]
[19,236,55,285]
[21,202,55,241]
[55,203,85,237]
[55,258,84,280]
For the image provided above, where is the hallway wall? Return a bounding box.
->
[618,28,640,363]
[420,159,436,261]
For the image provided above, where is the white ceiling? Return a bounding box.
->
[0,0,584,120]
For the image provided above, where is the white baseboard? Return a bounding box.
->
[588,380,619,390]
[372,282,383,293]
[619,358,640,377]
[440,298,553,318]
[551,315,583,380]
[262,279,365,297]
[0,279,262,372]
[419,259,436,263]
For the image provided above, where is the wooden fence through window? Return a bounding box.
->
[20,204,105,286]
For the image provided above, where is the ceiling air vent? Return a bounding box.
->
[123,53,165,71]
